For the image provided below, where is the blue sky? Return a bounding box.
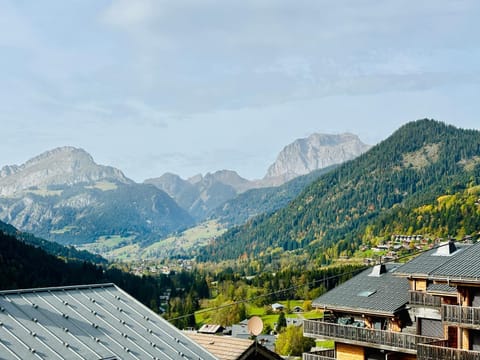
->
[1,0,480,182]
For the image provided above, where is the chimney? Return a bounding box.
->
[434,239,457,256]
[369,264,387,277]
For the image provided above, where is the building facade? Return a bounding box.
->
[303,241,480,360]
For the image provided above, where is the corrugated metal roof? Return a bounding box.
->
[312,264,409,315]
[0,283,218,360]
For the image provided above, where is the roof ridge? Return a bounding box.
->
[0,283,115,295]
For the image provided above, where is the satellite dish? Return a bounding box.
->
[247,316,263,336]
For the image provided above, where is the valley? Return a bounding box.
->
[1,119,480,358]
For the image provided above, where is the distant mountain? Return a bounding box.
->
[0,147,194,246]
[147,133,369,221]
[0,146,132,196]
[197,119,480,263]
[263,133,371,185]
[209,165,338,227]
[145,170,254,220]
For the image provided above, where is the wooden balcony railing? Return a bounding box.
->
[409,291,442,307]
[418,342,480,360]
[302,349,335,360]
[443,304,480,328]
[303,320,441,354]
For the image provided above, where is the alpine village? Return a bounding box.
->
[1,119,480,359]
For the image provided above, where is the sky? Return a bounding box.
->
[1,0,480,182]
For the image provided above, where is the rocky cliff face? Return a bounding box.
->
[0,147,132,196]
[263,133,370,184]
[145,170,254,220]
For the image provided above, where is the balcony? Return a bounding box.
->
[302,349,335,360]
[418,342,480,360]
[443,304,480,329]
[303,320,441,354]
[409,291,442,307]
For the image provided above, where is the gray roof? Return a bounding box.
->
[312,264,409,316]
[0,283,217,360]
[427,283,457,293]
[430,242,480,281]
[394,242,470,277]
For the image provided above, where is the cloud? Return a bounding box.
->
[95,1,480,115]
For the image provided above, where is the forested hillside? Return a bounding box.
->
[209,165,337,226]
[0,229,209,317]
[198,120,480,263]
[0,220,107,264]
[0,182,194,246]
[362,184,480,244]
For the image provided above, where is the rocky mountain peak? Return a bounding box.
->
[264,132,371,183]
[202,170,251,192]
[0,146,132,196]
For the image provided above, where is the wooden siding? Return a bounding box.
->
[336,343,364,360]
[416,280,427,291]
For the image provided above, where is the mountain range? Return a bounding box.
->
[197,119,480,264]
[0,133,367,252]
[145,133,369,220]
[1,120,479,266]
[0,147,194,246]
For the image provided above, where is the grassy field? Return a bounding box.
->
[141,220,226,260]
[77,235,137,260]
[74,220,227,261]
[50,225,78,234]
[195,300,324,330]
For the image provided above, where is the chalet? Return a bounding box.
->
[303,240,480,360]
[394,240,480,358]
[0,283,217,359]
[303,263,428,360]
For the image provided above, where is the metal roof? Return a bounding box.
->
[312,264,409,316]
[0,283,217,360]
